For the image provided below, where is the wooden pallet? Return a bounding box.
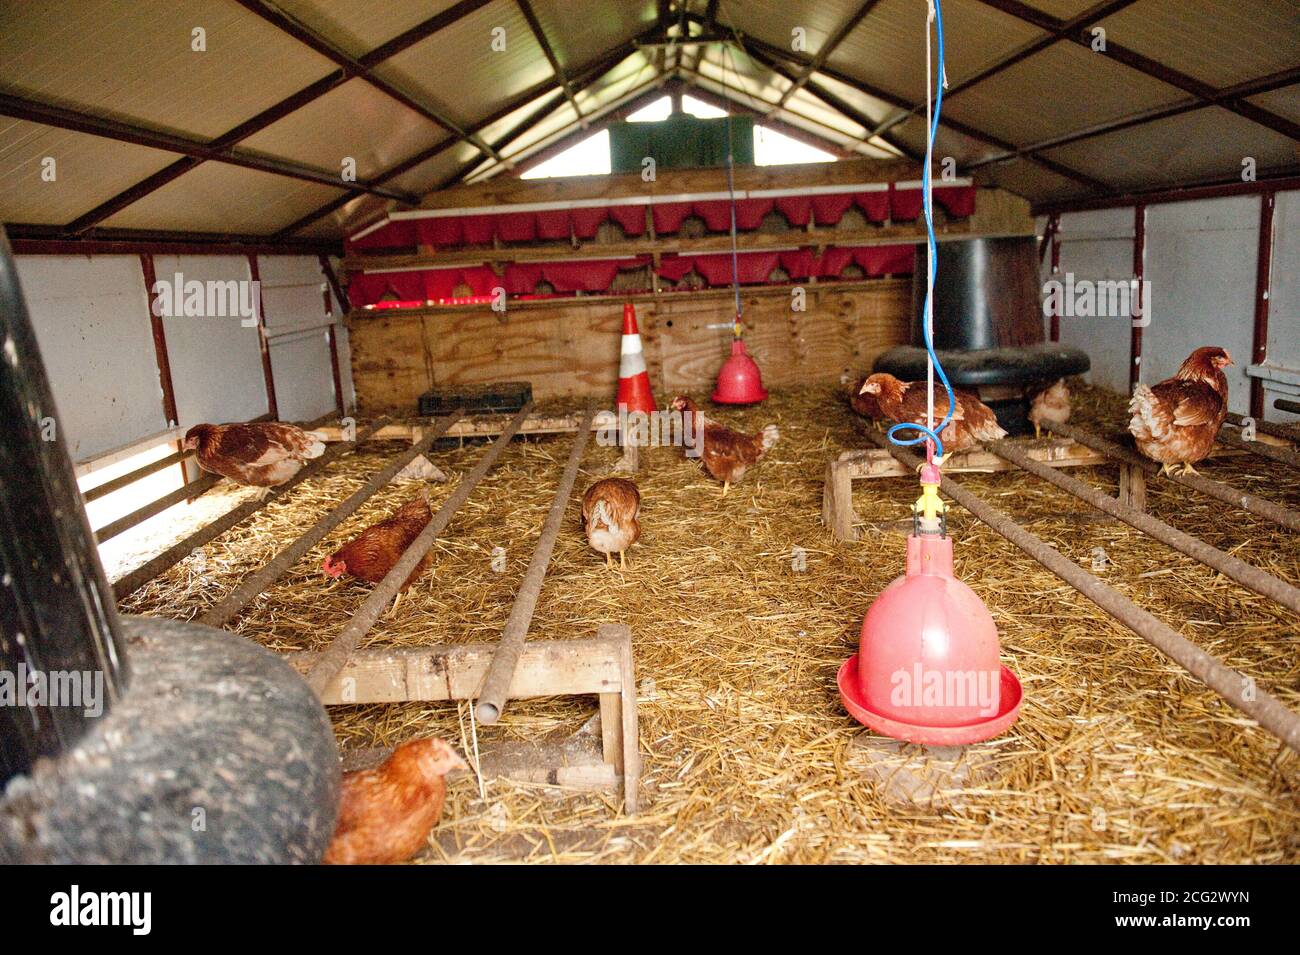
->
[821,437,1107,541]
[287,624,641,812]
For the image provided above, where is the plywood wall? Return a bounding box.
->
[347,280,912,413]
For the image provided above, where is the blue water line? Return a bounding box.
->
[887,0,956,460]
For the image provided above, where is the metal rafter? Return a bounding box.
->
[0,92,415,203]
[869,0,1141,140]
[974,0,1300,141]
[45,0,494,236]
[232,0,502,163]
[515,0,583,120]
[768,0,884,115]
[966,66,1300,175]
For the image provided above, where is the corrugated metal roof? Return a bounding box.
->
[101,162,347,233]
[372,2,554,129]
[0,119,177,223]
[1097,0,1300,89]
[239,78,446,180]
[0,0,334,139]
[0,0,1295,242]
[826,0,1047,105]
[1040,105,1300,190]
[529,0,657,70]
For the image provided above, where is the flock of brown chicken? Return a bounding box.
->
[176,344,1230,863]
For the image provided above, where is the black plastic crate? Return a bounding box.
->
[418,381,532,416]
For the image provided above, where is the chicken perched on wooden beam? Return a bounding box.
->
[323,493,432,615]
[1028,378,1071,439]
[848,374,886,431]
[323,738,465,865]
[183,421,325,496]
[581,477,641,570]
[669,396,779,496]
[859,373,1006,455]
[1129,346,1232,476]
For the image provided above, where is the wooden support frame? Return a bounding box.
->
[1048,420,1300,533]
[821,438,1107,541]
[287,623,641,812]
[864,431,1300,754]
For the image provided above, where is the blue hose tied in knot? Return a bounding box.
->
[887,0,956,461]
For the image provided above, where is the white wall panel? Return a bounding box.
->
[256,254,340,422]
[1143,196,1258,415]
[15,254,166,460]
[154,254,269,426]
[1051,208,1135,394]
[1264,191,1300,423]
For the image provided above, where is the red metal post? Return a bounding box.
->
[1251,191,1276,420]
[246,255,279,419]
[1047,213,1061,343]
[1129,203,1146,390]
[139,255,179,428]
[138,254,190,488]
[320,274,346,416]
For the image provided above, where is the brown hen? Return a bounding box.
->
[669,396,779,495]
[183,421,325,491]
[582,477,641,569]
[323,738,466,865]
[323,494,433,613]
[859,373,1006,454]
[1128,346,1232,476]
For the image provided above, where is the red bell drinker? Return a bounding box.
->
[839,468,1022,745]
[712,335,768,404]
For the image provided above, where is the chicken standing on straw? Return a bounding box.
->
[1128,346,1232,476]
[322,493,433,615]
[323,738,466,865]
[858,373,1006,455]
[669,395,779,496]
[1027,378,1071,439]
[581,477,641,570]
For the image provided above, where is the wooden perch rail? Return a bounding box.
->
[476,406,596,724]
[988,439,1300,614]
[83,448,191,503]
[863,432,1300,755]
[1217,426,1300,470]
[1047,421,1300,533]
[94,473,222,543]
[198,410,466,628]
[305,403,533,697]
[112,418,389,600]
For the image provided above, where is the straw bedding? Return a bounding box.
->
[118,383,1299,864]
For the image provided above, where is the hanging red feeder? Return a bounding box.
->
[712,332,768,404]
[839,466,1022,745]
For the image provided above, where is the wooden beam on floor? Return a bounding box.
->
[476,407,597,724]
[196,411,466,627]
[303,405,532,696]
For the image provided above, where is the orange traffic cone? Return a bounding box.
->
[616,303,657,414]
